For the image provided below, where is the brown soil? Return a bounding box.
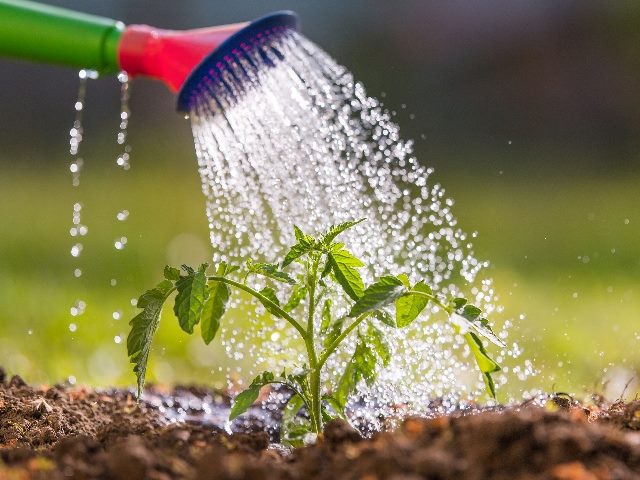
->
[1,367,640,479]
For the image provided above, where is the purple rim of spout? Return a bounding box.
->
[176,11,299,113]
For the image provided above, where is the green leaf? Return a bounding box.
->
[450,308,502,399]
[281,393,305,426]
[320,258,332,278]
[348,276,406,317]
[293,225,309,243]
[321,218,365,245]
[280,394,310,447]
[328,248,365,301]
[463,304,482,318]
[229,372,275,420]
[450,297,468,310]
[229,387,261,421]
[396,273,411,288]
[450,309,505,348]
[258,286,283,318]
[320,299,332,334]
[200,279,230,344]
[466,333,501,374]
[321,404,337,424]
[284,367,311,391]
[282,394,305,424]
[127,279,174,397]
[335,340,377,409]
[135,279,173,308]
[374,309,396,328]
[353,339,378,386]
[366,324,391,367]
[173,264,209,334]
[323,395,347,419]
[335,358,356,410]
[282,225,316,267]
[323,316,345,349]
[163,265,180,281]
[284,284,307,312]
[282,424,313,447]
[396,280,432,327]
[217,261,239,276]
[246,259,296,285]
[482,371,497,399]
[465,332,501,398]
[282,243,314,268]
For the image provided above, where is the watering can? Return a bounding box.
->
[0,0,299,111]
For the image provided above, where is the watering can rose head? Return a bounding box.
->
[126,219,503,444]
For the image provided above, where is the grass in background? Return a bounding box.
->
[443,170,640,398]
[0,157,638,401]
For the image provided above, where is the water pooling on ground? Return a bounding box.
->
[186,29,530,426]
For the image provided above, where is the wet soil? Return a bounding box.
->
[1,367,640,479]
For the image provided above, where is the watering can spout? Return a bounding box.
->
[118,24,247,93]
[0,0,299,108]
[0,0,245,91]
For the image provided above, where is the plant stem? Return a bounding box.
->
[307,256,319,339]
[210,274,324,433]
[309,362,322,433]
[305,254,323,434]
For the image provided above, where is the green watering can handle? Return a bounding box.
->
[0,0,123,73]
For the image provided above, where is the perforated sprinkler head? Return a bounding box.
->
[176,11,299,113]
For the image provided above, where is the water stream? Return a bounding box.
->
[185,30,527,424]
[66,70,133,345]
[68,69,97,319]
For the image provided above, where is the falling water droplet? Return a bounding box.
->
[70,300,86,317]
[68,72,93,179]
[114,237,128,250]
[115,72,132,170]
[116,210,129,221]
[70,243,83,257]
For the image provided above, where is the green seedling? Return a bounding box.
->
[127,219,504,443]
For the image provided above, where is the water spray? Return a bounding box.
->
[0,0,299,111]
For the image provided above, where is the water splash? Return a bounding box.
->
[185,30,526,422]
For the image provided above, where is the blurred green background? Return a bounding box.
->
[0,0,638,401]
